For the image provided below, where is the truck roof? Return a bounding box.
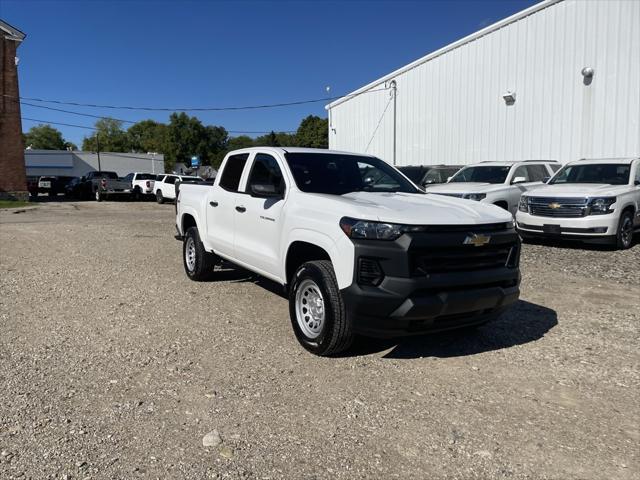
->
[573,157,639,165]
[227,147,376,158]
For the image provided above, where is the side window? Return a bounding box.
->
[219,153,250,192]
[526,164,548,182]
[124,173,133,181]
[247,154,285,194]
[423,169,442,185]
[512,165,531,183]
[165,176,177,185]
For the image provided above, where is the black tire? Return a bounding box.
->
[288,260,354,356]
[183,227,216,281]
[156,190,164,204]
[616,210,634,250]
[132,187,141,201]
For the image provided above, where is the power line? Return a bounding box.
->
[4,87,387,112]
[22,117,97,130]
[364,95,394,153]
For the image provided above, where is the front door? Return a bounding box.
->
[233,152,288,279]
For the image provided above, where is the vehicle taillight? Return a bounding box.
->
[146,180,150,188]
[101,179,107,188]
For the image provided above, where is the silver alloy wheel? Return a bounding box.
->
[95,190,100,201]
[185,236,196,272]
[295,279,325,339]
[621,216,633,247]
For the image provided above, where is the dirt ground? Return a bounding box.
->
[1,200,638,480]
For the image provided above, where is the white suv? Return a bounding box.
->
[425,161,560,215]
[516,158,640,249]
[155,174,201,203]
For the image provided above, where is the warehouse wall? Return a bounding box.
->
[327,0,640,166]
[25,150,165,178]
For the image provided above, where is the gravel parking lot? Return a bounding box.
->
[1,201,638,480]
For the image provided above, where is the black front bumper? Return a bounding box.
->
[341,228,521,337]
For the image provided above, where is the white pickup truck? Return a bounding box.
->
[425,160,560,215]
[176,148,521,355]
[516,157,640,249]
[122,172,156,200]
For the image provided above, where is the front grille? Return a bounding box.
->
[411,243,518,276]
[527,197,588,218]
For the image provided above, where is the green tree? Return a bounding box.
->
[165,113,228,170]
[128,120,168,153]
[24,124,67,150]
[254,130,280,147]
[226,135,255,151]
[82,118,131,152]
[295,115,328,148]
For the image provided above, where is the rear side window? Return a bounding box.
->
[219,153,249,192]
[165,176,177,185]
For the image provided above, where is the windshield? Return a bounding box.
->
[96,171,119,179]
[285,153,419,195]
[449,166,511,184]
[397,167,425,183]
[549,164,631,185]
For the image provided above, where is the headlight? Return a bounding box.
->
[340,217,409,241]
[462,193,487,201]
[518,196,528,212]
[588,197,615,215]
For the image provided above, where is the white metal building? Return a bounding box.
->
[326,0,640,166]
[25,150,165,178]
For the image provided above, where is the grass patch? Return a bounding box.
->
[0,200,31,209]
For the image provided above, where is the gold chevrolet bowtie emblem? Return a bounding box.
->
[464,234,491,247]
[549,202,562,209]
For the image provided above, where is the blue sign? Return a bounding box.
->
[191,156,200,167]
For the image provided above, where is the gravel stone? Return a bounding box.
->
[202,430,222,448]
[1,200,638,479]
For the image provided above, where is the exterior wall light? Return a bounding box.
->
[502,91,516,105]
[581,67,594,85]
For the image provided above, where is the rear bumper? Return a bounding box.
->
[340,228,521,337]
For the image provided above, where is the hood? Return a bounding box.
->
[424,182,499,194]
[525,183,631,198]
[300,191,512,225]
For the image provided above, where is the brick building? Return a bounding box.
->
[0,20,27,201]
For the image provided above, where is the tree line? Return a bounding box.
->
[23,114,329,170]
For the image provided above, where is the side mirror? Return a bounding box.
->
[80,176,86,182]
[250,182,281,198]
[512,176,527,184]
[542,176,551,184]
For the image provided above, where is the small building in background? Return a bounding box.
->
[173,162,217,178]
[326,0,640,166]
[24,150,165,179]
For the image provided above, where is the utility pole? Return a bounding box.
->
[390,80,397,166]
[96,132,102,172]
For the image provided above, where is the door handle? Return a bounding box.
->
[235,206,246,213]
[209,201,218,207]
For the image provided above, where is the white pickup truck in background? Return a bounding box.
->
[425,160,560,215]
[176,147,521,356]
[155,174,202,203]
[123,172,156,200]
[516,157,640,249]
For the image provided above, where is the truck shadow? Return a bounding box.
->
[212,263,558,359]
[345,300,557,359]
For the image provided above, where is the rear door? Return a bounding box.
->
[233,152,288,279]
[204,153,250,258]
[162,175,178,198]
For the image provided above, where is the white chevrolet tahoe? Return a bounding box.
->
[516,158,640,249]
[425,161,560,215]
[155,174,201,203]
[176,148,521,356]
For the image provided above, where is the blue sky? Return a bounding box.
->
[2,0,538,145]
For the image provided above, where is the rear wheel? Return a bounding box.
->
[616,211,634,250]
[132,187,141,201]
[289,260,353,356]
[183,227,216,281]
[156,190,164,204]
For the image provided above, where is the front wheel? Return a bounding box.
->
[289,260,353,356]
[183,227,216,281]
[616,211,634,250]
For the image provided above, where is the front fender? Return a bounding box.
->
[284,229,355,289]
